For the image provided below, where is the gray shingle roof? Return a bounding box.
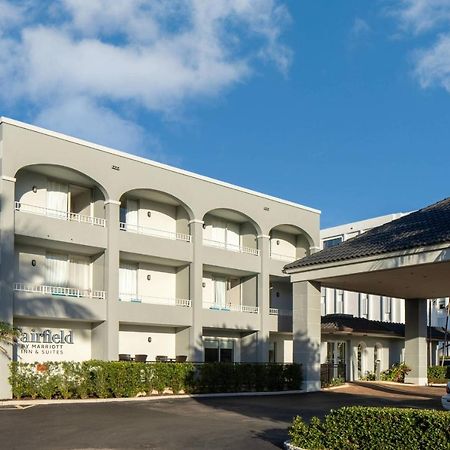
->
[284,197,450,271]
[321,314,446,340]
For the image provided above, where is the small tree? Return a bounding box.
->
[0,322,21,358]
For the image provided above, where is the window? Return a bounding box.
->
[119,263,138,302]
[321,288,327,315]
[204,339,234,363]
[360,293,369,319]
[323,237,343,249]
[335,290,344,314]
[214,278,227,307]
[383,297,392,322]
[269,341,277,363]
[46,253,90,289]
[47,180,68,218]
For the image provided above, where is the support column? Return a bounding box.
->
[292,280,321,392]
[189,220,204,361]
[0,176,16,399]
[91,200,120,360]
[257,234,270,362]
[404,298,428,385]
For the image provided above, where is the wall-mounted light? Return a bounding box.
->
[202,282,206,288]
[202,223,206,229]
[276,240,280,245]
[147,337,152,343]
[147,211,152,218]
[31,259,37,267]
[264,206,270,211]
[276,292,280,298]
[147,274,152,281]
[32,186,38,193]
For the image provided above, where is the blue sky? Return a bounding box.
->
[1,1,450,227]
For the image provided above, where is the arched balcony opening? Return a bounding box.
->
[202,209,260,256]
[269,224,313,263]
[119,189,193,242]
[15,164,107,226]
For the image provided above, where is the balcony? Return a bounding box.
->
[119,293,191,307]
[15,202,106,227]
[203,302,259,314]
[14,283,106,299]
[119,222,191,242]
[203,238,260,256]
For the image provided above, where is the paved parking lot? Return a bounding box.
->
[0,382,445,450]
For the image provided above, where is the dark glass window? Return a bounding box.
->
[323,237,343,249]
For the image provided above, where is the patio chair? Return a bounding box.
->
[175,355,187,362]
[155,355,168,362]
[119,354,132,361]
[134,354,147,363]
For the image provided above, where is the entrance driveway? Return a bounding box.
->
[0,383,445,450]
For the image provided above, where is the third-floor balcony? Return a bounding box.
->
[119,222,191,242]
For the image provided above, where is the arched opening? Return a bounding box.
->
[357,342,367,379]
[15,164,107,224]
[119,189,193,242]
[374,343,383,376]
[269,224,313,262]
[14,165,108,300]
[202,208,260,255]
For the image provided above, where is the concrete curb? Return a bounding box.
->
[0,389,306,407]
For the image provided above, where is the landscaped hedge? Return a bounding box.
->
[428,365,450,384]
[288,407,450,450]
[9,361,302,399]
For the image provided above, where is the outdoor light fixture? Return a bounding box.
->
[32,186,38,193]
[202,223,206,229]
[147,337,152,343]
[202,282,206,288]
[276,292,280,298]
[147,274,152,281]
[147,211,152,218]
[31,259,37,267]
[276,240,280,245]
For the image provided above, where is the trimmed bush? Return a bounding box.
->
[289,406,450,450]
[380,362,411,382]
[428,365,450,383]
[9,361,302,399]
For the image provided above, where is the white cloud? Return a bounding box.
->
[35,97,149,153]
[414,34,450,92]
[393,0,450,34]
[389,1,450,95]
[0,0,291,157]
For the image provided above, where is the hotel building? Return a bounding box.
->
[0,117,320,398]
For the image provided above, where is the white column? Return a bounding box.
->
[0,176,16,399]
[404,298,428,385]
[292,280,321,391]
[257,234,270,362]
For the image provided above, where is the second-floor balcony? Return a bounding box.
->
[203,301,259,314]
[203,238,260,256]
[119,293,191,307]
[15,202,106,227]
[14,283,106,299]
[119,222,191,242]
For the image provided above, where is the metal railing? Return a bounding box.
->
[119,294,191,307]
[119,222,191,242]
[269,308,293,316]
[15,202,106,227]
[203,302,259,314]
[270,251,296,262]
[321,363,346,387]
[14,283,106,299]
[202,238,260,256]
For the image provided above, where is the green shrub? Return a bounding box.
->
[289,407,450,450]
[380,362,411,382]
[428,365,450,383]
[9,361,302,399]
